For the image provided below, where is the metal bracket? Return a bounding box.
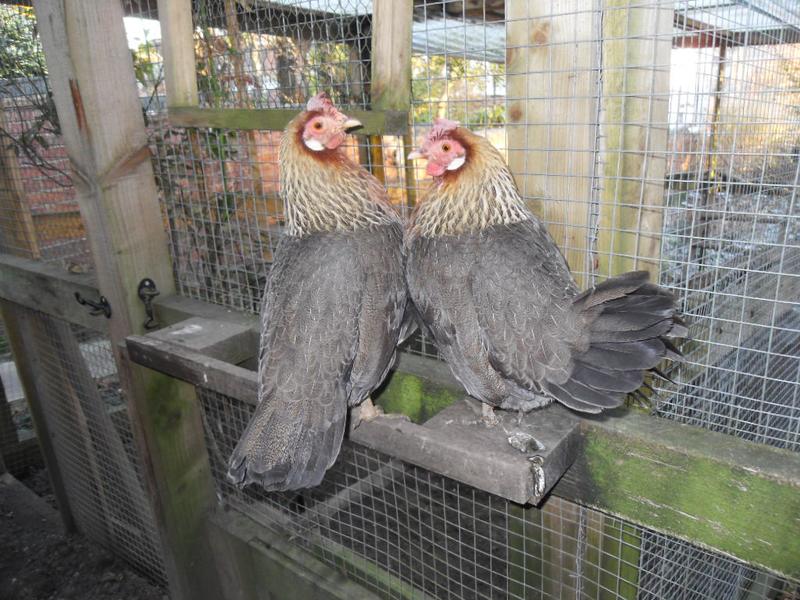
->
[74,292,112,318]
[137,278,160,330]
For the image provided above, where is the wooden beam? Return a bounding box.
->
[506,1,599,287]
[0,254,108,333]
[128,320,800,575]
[158,0,198,108]
[370,0,413,112]
[596,0,672,279]
[554,411,800,580]
[168,106,409,135]
[0,108,40,260]
[32,2,223,598]
[126,331,582,504]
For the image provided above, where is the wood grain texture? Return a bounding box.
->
[0,254,107,333]
[506,0,599,287]
[371,0,413,111]
[32,2,222,598]
[157,0,199,107]
[596,0,671,278]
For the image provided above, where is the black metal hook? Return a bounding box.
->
[74,292,112,318]
[137,278,160,330]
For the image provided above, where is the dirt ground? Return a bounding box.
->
[0,470,166,600]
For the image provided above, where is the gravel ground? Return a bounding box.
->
[0,471,166,600]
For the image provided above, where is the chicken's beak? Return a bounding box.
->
[342,118,363,132]
[407,150,424,161]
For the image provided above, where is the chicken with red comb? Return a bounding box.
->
[405,119,686,421]
[227,93,409,490]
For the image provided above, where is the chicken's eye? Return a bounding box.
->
[313,121,323,130]
[441,143,451,152]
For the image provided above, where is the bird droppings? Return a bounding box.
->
[507,431,545,454]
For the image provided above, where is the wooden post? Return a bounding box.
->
[595,0,672,279]
[158,0,199,108]
[507,1,600,286]
[508,0,670,284]
[0,105,40,260]
[32,2,223,599]
[369,0,413,185]
[370,0,413,113]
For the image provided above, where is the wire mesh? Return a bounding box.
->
[0,5,91,268]
[18,307,167,586]
[200,387,798,600]
[10,0,792,597]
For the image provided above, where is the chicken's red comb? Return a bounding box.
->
[306,92,336,113]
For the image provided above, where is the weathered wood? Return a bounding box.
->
[126,329,582,504]
[0,373,17,472]
[168,106,409,135]
[0,300,76,532]
[33,2,224,598]
[146,317,256,364]
[370,0,413,112]
[126,334,258,402]
[0,254,107,333]
[158,0,198,108]
[213,509,384,600]
[553,410,800,580]
[506,1,598,287]
[595,0,671,278]
[0,108,40,260]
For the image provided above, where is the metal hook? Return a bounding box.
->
[137,278,160,330]
[74,292,112,318]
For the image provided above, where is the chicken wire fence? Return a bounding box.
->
[0,0,798,597]
[199,387,798,600]
[132,0,798,597]
[8,306,168,586]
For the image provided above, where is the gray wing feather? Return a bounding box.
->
[228,225,405,490]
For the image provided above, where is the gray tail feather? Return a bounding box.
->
[226,390,347,491]
[546,271,686,413]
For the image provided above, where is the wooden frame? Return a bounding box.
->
[157,0,413,134]
[1,252,799,578]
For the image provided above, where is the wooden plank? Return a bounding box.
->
[0,107,40,260]
[157,0,198,108]
[32,2,224,598]
[0,254,107,333]
[506,1,599,287]
[553,411,800,580]
[370,0,413,112]
[126,332,581,504]
[168,106,409,135]
[212,509,384,600]
[0,300,76,532]
[595,0,672,279]
[129,325,800,575]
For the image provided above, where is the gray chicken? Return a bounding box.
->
[227,93,407,490]
[406,119,685,419]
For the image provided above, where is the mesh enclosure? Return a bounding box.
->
[0,5,91,267]
[200,388,798,600]
[15,307,167,586]
[0,0,795,597]
[131,0,800,452]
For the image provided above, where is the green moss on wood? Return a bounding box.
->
[583,430,800,578]
[374,371,460,424]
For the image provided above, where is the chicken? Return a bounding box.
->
[227,93,407,490]
[405,118,685,419]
